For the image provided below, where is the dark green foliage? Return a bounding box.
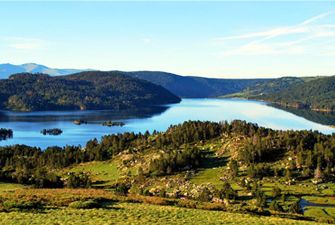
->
[149,147,203,176]
[68,200,102,209]
[228,160,239,178]
[257,75,335,112]
[219,182,237,200]
[271,187,281,199]
[242,77,305,98]
[66,172,91,188]
[289,200,302,214]
[114,182,131,196]
[252,182,267,208]
[247,164,273,179]
[198,187,213,202]
[269,200,283,212]
[0,71,180,111]
[1,198,44,211]
[40,128,62,136]
[0,128,13,140]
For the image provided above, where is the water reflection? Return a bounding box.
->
[0,105,168,122]
[273,105,335,126]
[0,98,333,149]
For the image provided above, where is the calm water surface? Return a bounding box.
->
[0,98,334,149]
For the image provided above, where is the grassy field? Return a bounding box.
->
[0,202,325,225]
[190,167,225,187]
[0,182,25,194]
[62,161,121,186]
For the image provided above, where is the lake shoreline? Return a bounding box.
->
[0,98,334,149]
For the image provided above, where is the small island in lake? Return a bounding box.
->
[73,120,88,125]
[40,128,63,136]
[0,128,13,140]
[102,121,125,127]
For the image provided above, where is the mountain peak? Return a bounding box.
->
[0,63,83,78]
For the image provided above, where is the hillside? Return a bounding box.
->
[0,71,181,111]
[0,64,272,98]
[254,76,335,112]
[126,71,271,98]
[223,77,306,98]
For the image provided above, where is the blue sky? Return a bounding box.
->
[1,1,335,78]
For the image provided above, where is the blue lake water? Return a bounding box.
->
[0,98,334,149]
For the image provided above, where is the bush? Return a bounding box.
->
[271,186,281,199]
[177,199,198,209]
[68,200,101,209]
[219,182,237,200]
[66,172,91,188]
[289,200,302,214]
[198,187,213,202]
[2,198,44,211]
[114,182,131,196]
[269,200,283,212]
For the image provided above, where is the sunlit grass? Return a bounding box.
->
[0,182,25,193]
[62,160,120,186]
[0,202,325,225]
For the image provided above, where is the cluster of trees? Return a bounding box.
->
[0,71,180,111]
[40,128,63,136]
[237,126,335,181]
[0,128,13,140]
[148,147,203,176]
[66,172,91,188]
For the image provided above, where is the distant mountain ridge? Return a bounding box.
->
[0,63,273,98]
[125,71,272,98]
[2,64,334,110]
[0,63,83,78]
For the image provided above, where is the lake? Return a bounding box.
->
[0,98,334,149]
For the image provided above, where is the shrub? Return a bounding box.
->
[66,172,91,188]
[68,200,101,209]
[114,182,131,196]
[2,198,44,211]
[177,199,198,209]
[269,200,283,212]
[219,182,237,200]
[289,200,302,214]
[271,186,281,199]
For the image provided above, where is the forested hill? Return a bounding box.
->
[126,71,272,98]
[0,71,181,112]
[254,76,335,112]
[0,64,271,98]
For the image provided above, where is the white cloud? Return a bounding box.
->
[213,10,335,56]
[214,26,308,42]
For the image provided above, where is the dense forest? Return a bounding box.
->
[255,76,335,112]
[0,71,180,111]
[227,75,335,112]
[225,77,306,98]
